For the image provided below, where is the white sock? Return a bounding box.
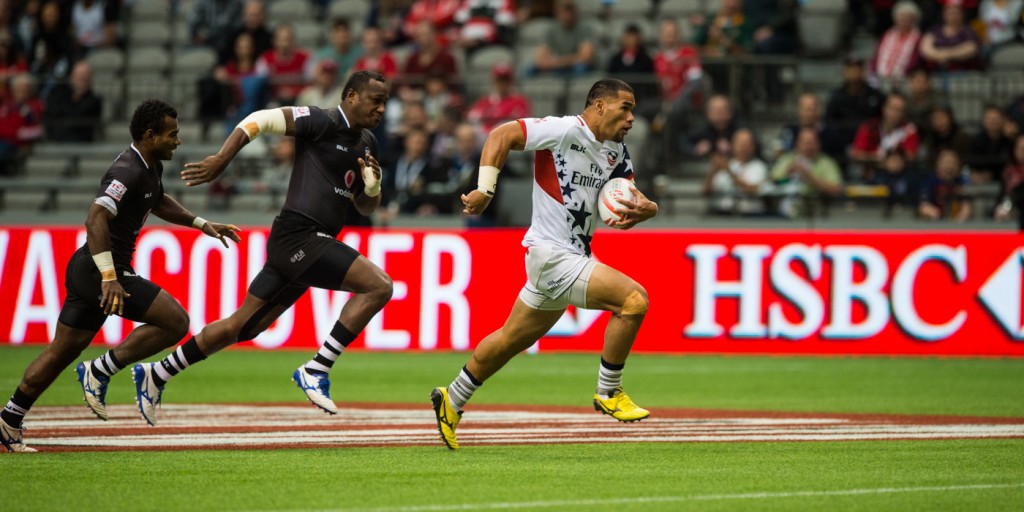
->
[446,366,481,411]
[596,358,624,397]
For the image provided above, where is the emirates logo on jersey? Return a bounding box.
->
[344,170,356,188]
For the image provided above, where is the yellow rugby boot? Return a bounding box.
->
[430,387,462,450]
[593,387,650,422]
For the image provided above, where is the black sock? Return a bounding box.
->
[154,337,208,386]
[2,388,37,428]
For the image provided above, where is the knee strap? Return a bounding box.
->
[621,290,648,315]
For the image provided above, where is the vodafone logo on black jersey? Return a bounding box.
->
[344,170,356,188]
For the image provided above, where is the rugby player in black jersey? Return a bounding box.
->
[0,100,241,451]
[130,71,393,423]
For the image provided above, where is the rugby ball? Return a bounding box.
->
[597,178,635,228]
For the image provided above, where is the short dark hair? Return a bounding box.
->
[584,78,633,108]
[343,70,387,99]
[129,99,177,142]
[332,17,350,30]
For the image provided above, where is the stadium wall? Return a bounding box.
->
[0,226,1021,356]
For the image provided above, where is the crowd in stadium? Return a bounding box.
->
[1,0,1024,225]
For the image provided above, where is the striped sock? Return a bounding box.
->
[1,389,37,428]
[446,366,481,412]
[89,350,123,378]
[153,337,207,386]
[303,322,357,375]
[596,358,624,397]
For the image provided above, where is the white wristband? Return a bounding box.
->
[362,165,381,197]
[92,251,116,281]
[477,165,500,197]
[193,216,208,230]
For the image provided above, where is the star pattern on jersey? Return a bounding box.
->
[560,181,576,198]
[555,151,567,180]
[567,202,592,254]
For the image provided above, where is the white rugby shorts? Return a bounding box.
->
[518,244,596,311]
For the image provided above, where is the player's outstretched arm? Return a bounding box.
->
[181,107,297,187]
[152,195,241,248]
[612,184,658,230]
[85,203,129,316]
[462,120,525,215]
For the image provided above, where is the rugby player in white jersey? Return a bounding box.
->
[430,78,658,450]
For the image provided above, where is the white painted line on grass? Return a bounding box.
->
[292,482,1024,512]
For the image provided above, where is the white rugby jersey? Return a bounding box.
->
[517,115,635,256]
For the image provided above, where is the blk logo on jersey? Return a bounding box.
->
[336,145,349,152]
[569,143,587,153]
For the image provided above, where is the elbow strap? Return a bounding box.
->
[236,109,287,141]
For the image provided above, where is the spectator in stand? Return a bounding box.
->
[652,18,703,133]
[402,0,461,44]
[422,70,462,126]
[454,0,517,54]
[0,33,29,84]
[851,93,920,182]
[919,147,972,221]
[607,24,657,120]
[12,0,40,55]
[0,73,42,174]
[70,0,115,54]
[221,0,272,65]
[205,32,260,128]
[1006,78,1024,132]
[9,72,42,144]
[528,0,596,77]
[967,104,1016,182]
[686,94,741,158]
[430,104,463,161]
[29,1,75,93]
[905,68,944,130]
[188,0,244,56]
[382,127,449,218]
[771,127,844,217]
[447,122,498,227]
[994,133,1024,228]
[403,20,458,90]
[825,55,886,159]
[296,59,343,109]
[373,0,414,47]
[775,93,846,163]
[978,0,1023,59]
[919,2,982,72]
[255,24,310,105]
[314,18,362,83]
[690,0,754,57]
[745,0,798,55]
[43,59,102,142]
[702,128,768,216]
[352,26,398,82]
[878,149,919,217]
[466,62,531,133]
[869,1,923,86]
[922,104,969,169]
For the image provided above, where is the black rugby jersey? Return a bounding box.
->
[91,145,163,264]
[282,105,378,236]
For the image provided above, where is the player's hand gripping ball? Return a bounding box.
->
[597,177,636,228]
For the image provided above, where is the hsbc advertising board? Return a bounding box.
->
[0,227,1021,356]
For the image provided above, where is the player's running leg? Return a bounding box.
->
[431,299,564,450]
[2,323,96,452]
[136,292,289,425]
[294,254,392,414]
[583,263,650,422]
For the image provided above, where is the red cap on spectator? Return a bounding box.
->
[319,59,339,73]
[492,62,513,80]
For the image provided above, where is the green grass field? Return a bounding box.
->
[2,345,1023,511]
